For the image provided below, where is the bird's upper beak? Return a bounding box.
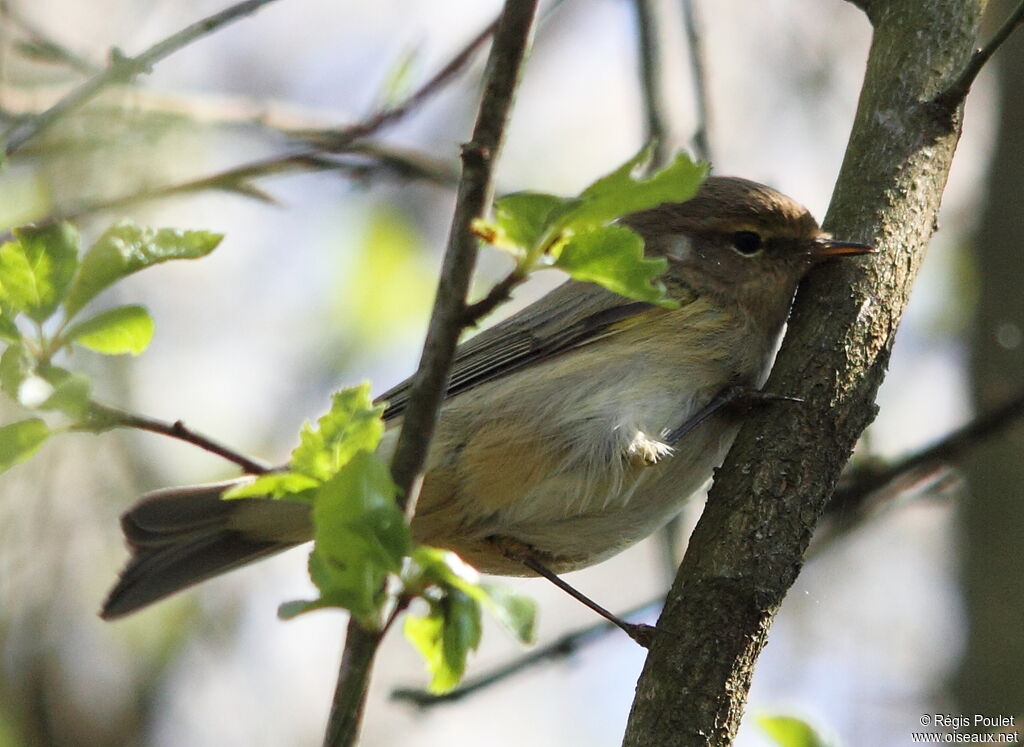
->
[808,236,875,258]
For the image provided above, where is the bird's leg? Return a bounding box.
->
[491,537,657,648]
[664,384,802,447]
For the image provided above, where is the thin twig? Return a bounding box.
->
[298,18,498,152]
[3,13,490,221]
[681,0,712,162]
[933,0,1024,111]
[322,3,540,746]
[49,144,459,224]
[0,2,99,75]
[460,267,527,325]
[632,0,669,167]
[2,0,282,156]
[391,596,664,707]
[80,404,271,475]
[828,388,1024,515]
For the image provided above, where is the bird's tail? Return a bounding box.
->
[101,480,313,620]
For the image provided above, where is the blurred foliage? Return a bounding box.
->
[757,714,834,747]
[337,208,437,346]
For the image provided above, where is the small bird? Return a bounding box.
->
[101,177,872,620]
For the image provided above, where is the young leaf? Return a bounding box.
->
[557,149,707,232]
[478,583,537,645]
[225,383,385,502]
[757,714,835,747]
[63,304,155,355]
[290,383,386,483]
[224,472,319,501]
[490,192,576,252]
[0,418,50,474]
[405,589,483,694]
[64,221,222,317]
[280,451,409,627]
[0,223,80,322]
[408,548,537,646]
[554,225,674,306]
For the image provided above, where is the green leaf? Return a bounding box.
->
[0,315,21,343]
[554,225,674,306]
[0,223,79,322]
[281,451,409,627]
[64,221,222,317]
[63,304,154,355]
[405,589,483,693]
[229,383,385,502]
[0,418,50,474]
[224,472,319,501]
[290,383,386,482]
[557,148,707,231]
[407,548,537,645]
[757,714,834,747]
[478,583,537,644]
[491,192,576,252]
[0,344,26,400]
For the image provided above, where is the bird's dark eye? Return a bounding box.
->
[732,231,764,255]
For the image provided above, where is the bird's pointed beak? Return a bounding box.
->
[808,236,875,258]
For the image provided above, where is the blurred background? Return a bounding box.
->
[0,0,1021,745]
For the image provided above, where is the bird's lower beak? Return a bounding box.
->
[809,236,875,258]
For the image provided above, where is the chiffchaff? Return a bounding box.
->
[102,176,872,620]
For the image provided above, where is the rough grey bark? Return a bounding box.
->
[955,1,1024,717]
[622,2,983,744]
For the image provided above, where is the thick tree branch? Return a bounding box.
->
[322,3,540,746]
[623,2,984,745]
[2,0,282,156]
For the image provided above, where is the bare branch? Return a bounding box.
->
[52,144,458,224]
[829,387,1024,515]
[934,0,1024,110]
[80,404,271,475]
[322,3,540,745]
[681,0,712,162]
[297,18,498,152]
[2,0,283,157]
[460,267,528,326]
[632,0,670,167]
